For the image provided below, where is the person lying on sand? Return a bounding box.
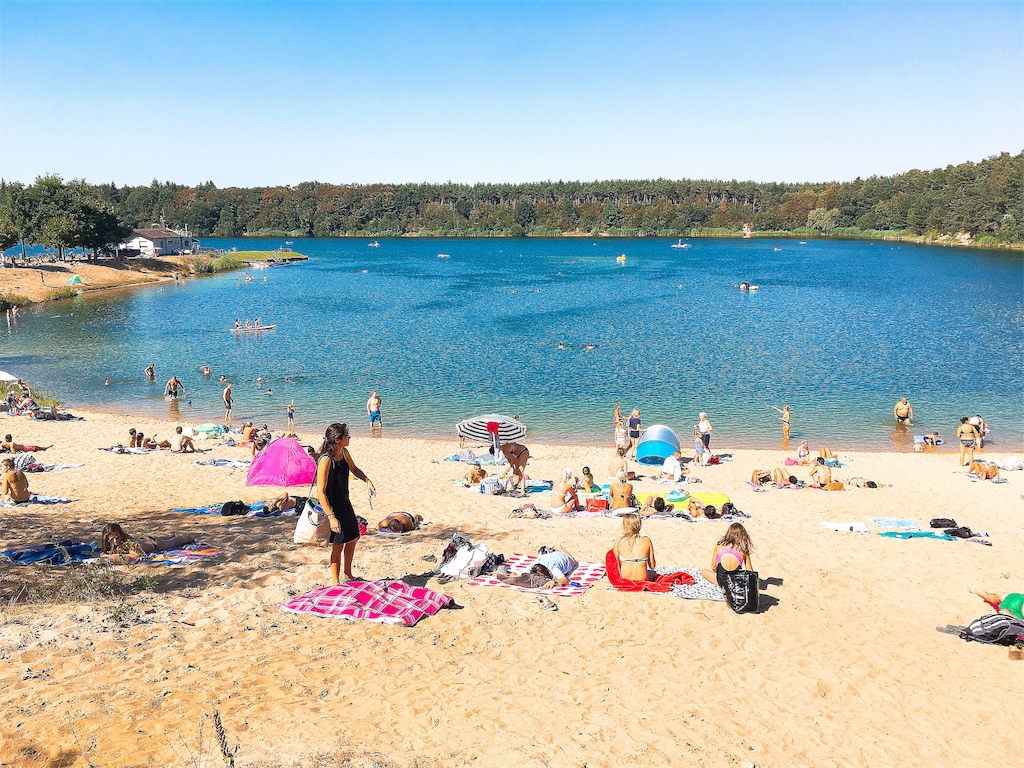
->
[701,523,754,586]
[500,546,578,590]
[549,468,582,515]
[377,511,422,533]
[772,468,801,487]
[1,434,52,453]
[639,495,674,516]
[464,463,487,485]
[967,460,1000,480]
[100,523,195,556]
[751,469,772,486]
[818,446,836,460]
[974,587,1024,620]
[613,513,656,581]
[686,498,722,519]
[170,426,195,453]
[1,457,30,502]
[264,492,302,514]
[847,477,884,488]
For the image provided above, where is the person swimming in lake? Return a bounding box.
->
[144,364,155,380]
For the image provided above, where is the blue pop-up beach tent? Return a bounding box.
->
[634,424,681,465]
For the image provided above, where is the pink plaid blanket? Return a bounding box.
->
[281,581,454,626]
[465,552,605,596]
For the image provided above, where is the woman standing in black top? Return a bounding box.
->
[316,422,376,584]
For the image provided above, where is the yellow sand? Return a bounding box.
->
[0,410,1020,767]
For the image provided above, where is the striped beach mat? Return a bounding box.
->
[465,552,605,596]
[281,580,454,626]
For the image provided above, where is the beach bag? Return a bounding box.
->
[930,518,957,529]
[439,542,489,579]
[586,498,609,513]
[220,500,248,516]
[479,477,500,495]
[959,614,1024,646]
[716,565,759,614]
[824,481,845,491]
[293,472,329,546]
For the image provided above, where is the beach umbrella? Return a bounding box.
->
[456,414,527,445]
[634,425,681,465]
[67,275,83,285]
[0,371,17,382]
[245,437,316,488]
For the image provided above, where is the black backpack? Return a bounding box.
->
[220,500,249,516]
[959,614,1024,646]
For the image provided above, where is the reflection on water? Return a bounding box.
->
[2,237,1022,449]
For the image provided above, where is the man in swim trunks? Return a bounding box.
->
[367,390,382,429]
[1,434,52,453]
[170,426,195,453]
[893,397,913,424]
[164,376,185,400]
[223,381,233,420]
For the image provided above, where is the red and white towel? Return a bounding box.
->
[465,552,605,596]
[281,580,453,626]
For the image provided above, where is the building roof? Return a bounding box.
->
[131,228,190,240]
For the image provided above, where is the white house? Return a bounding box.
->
[121,219,193,256]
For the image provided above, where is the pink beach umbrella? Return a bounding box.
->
[245,437,316,488]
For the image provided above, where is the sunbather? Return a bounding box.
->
[1,434,52,453]
[659,450,685,482]
[957,417,979,466]
[580,466,599,493]
[974,587,1024,620]
[639,495,674,516]
[772,468,800,486]
[549,468,582,515]
[170,426,196,453]
[608,447,635,481]
[241,422,255,442]
[847,477,882,488]
[530,547,579,589]
[264,492,303,514]
[1,457,30,502]
[613,513,655,582]
[464,463,487,484]
[609,469,635,513]
[819,446,836,460]
[377,511,422,533]
[967,460,1000,480]
[100,523,195,556]
[686,498,722,519]
[751,469,772,486]
[701,523,753,585]
[796,440,810,463]
[809,457,832,486]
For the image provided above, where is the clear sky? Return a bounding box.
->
[1,0,1021,186]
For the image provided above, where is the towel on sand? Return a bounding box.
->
[1,494,72,508]
[195,458,251,468]
[281,581,453,626]
[465,552,605,596]
[604,550,693,592]
[1,541,98,565]
[869,517,922,531]
[821,521,870,534]
[668,568,727,602]
[100,542,225,566]
[879,531,956,541]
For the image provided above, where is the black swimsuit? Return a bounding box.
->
[323,456,360,545]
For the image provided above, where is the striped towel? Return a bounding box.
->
[281,581,453,626]
[465,552,605,596]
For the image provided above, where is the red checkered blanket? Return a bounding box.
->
[281,581,454,626]
[465,552,605,596]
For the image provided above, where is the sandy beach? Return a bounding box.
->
[0,409,1021,767]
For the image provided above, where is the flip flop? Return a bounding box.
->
[536,596,558,612]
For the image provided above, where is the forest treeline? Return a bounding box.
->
[2,151,1022,252]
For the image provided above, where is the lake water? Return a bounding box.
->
[3,237,1022,450]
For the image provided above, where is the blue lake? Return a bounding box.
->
[2,237,1022,449]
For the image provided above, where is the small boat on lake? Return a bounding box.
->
[437,253,450,259]
[368,241,380,248]
[230,324,276,332]
[671,239,691,249]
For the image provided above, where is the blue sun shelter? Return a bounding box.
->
[634,424,681,465]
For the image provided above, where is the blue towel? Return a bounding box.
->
[878,531,955,541]
[1,541,99,565]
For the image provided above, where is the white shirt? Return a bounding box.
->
[662,455,682,481]
[698,418,712,435]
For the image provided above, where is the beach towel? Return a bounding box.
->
[879,531,956,541]
[821,521,869,534]
[281,580,454,626]
[677,510,750,523]
[99,446,153,454]
[32,462,84,473]
[101,542,225,566]
[195,458,251,468]
[869,517,922,531]
[668,568,727,602]
[1,493,72,508]
[465,552,605,596]
[604,550,692,592]
[1,541,98,565]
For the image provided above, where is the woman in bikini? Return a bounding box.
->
[1,458,30,503]
[957,417,979,467]
[377,511,422,533]
[549,468,581,515]
[609,469,635,513]
[796,440,810,464]
[702,523,753,586]
[100,523,195,556]
[613,513,656,582]
[491,441,530,494]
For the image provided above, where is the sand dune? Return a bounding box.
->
[0,410,1020,767]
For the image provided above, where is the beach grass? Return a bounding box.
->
[0,381,61,407]
[0,291,32,311]
[1,560,158,607]
[42,286,79,301]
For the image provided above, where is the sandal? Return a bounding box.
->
[535,596,558,612]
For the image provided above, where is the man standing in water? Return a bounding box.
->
[893,397,914,425]
[144,364,155,381]
[367,390,382,431]
[223,381,234,421]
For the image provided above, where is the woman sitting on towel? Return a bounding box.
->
[967,460,1000,480]
[100,523,195,556]
[580,466,599,493]
[549,468,582,515]
[609,469,635,513]
[702,523,753,585]
[464,463,487,485]
[1,458,30,503]
[613,513,656,581]
[796,440,810,464]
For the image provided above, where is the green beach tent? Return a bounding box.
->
[67,275,83,285]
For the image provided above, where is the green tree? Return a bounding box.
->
[806,207,839,232]
[514,198,536,229]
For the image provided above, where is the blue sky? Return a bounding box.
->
[1,0,1021,186]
